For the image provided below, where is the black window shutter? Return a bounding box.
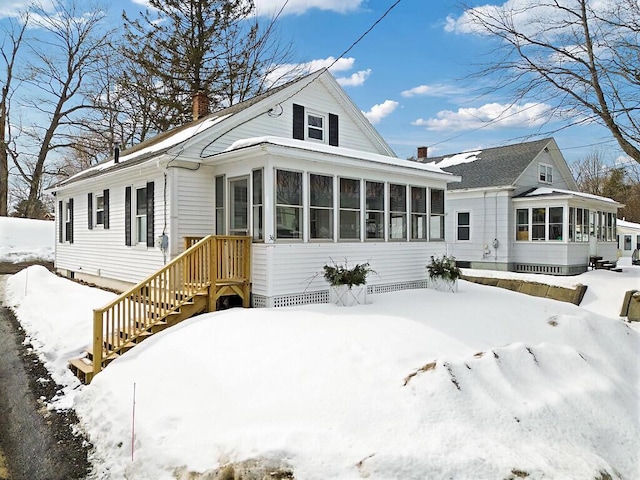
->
[329,113,339,146]
[293,103,304,140]
[125,186,132,246]
[146,181,154,247]
[68,198,74,244]
[58,201,63,243]
[87,193,93,230]
[103,189,110,229]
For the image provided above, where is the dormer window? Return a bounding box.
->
[307,112,324,141]
[539,163,553,183]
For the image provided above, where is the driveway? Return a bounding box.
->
[0,274,91,480]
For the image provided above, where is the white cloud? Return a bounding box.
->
[336,69,371,87]
[445,0,620,38]
[255,0,364,16]
[0,0,54,18]
[401,84,468,98]
[413,102,552,132]
[363,100,399,124]
[265,57,362,87]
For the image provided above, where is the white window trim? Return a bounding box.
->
[306,110,326,144]
[95,192,105,227]
[135,186,147,245]
[539,163,553,184]
[456,210,471,242]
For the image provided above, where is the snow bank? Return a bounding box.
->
[0,217,55,263]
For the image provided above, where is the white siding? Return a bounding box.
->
[55,167,169,287]
[515,149,573,193]
[193,79,389,157]
[174,167,215,254]
[252,242,449,298]
[445,191,511,266]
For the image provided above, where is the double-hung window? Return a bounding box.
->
[429,188,445,241]
[307,112,324,141]
[339,178,360,240]
[532,208,546,241]
[410,187,427,240]
[136,187,147,244]
[516,209,529,241]
[309,174,333,240]
[366,181,384,240]
[276,170,302,239]
[457,212,470,241]
[539,163,553,183]
[95,193,105,226]
[389,184,407,240]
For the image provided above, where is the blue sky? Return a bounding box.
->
[1,0,630,167]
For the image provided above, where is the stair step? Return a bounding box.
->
[69,357,94,384]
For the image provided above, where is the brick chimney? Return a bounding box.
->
[417,146,428,161]
[192,90,209,121]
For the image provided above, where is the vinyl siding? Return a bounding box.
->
[515,149,572,193]
[55,167,169,286]
[174,167,215,252]
[194,79,388,157]
[252,242,449,298]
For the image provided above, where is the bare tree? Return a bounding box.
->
[458,0,640,164]
[11,0,114,217]
[0,12,29,216]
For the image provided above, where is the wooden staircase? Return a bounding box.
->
[69,235,251,384]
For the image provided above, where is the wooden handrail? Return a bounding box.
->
[92,235,250,376]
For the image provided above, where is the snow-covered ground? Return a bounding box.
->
[0,217,54,263]
[2,217,640,480]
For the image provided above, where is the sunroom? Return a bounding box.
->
[197,137,460,307]
[511,187,623,275]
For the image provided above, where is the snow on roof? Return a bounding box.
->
[618,219,640,229]
[522,187,621,205]
[61,115,231,185]
[425,150,482,169]
[225,136,457,177]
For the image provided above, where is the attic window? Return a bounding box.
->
[539,163,553,183]
[307,112,324,141]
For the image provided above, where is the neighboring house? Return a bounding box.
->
[617,219,640,258]
[418,138,623,275]
[49,69,459,307]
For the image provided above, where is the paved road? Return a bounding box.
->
[0,275,90,480]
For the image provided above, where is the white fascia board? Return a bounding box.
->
[512,193,624,210]
[207,141,460,184]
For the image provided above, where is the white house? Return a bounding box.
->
[418,138,622,275]
[617,219,640,258]
[49,69,460,308]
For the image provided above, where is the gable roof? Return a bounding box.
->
[420,138,559,190]
[52,69,396,191]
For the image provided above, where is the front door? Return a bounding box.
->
[229,176,249,236]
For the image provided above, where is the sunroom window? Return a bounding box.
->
[339,178,360,240]
[429,188,445,241]
[276,169,302,239]
[548,207,563,240]
[516,209,529,241]
[532,208,546,241]
[366,181,384,240]
[410,187,427,240]
[389,184,407,240]
[309,174,333,240]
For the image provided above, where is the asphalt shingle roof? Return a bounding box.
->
[423,138,553,190]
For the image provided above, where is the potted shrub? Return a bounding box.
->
[323,261,374,306]
[426,255,461,293]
